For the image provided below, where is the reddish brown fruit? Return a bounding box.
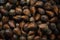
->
[3,24,10,29]
[49,17,58,23]
[30,6,36,15]
[13,28,21,35]
[23,9,30,16]
[34,14,41,21]
[46,11,54,17]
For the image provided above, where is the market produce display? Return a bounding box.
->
[0,0,60,40]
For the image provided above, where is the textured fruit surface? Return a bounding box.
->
[0,0,60,40]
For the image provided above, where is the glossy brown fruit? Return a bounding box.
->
[34,1,43,7]
[23,9,30,16]
[49,17,58,23]
[46,11,54,17]
[3,24,10,29]
[38,8,45,14]
[34,36,40,40]
[30,6,36,15]
[8,20,15,29]
[0,22,3,29]
[2,16,9,23]
[15,7,22,15]
[34,14,41,21]
[13,28,21,35]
